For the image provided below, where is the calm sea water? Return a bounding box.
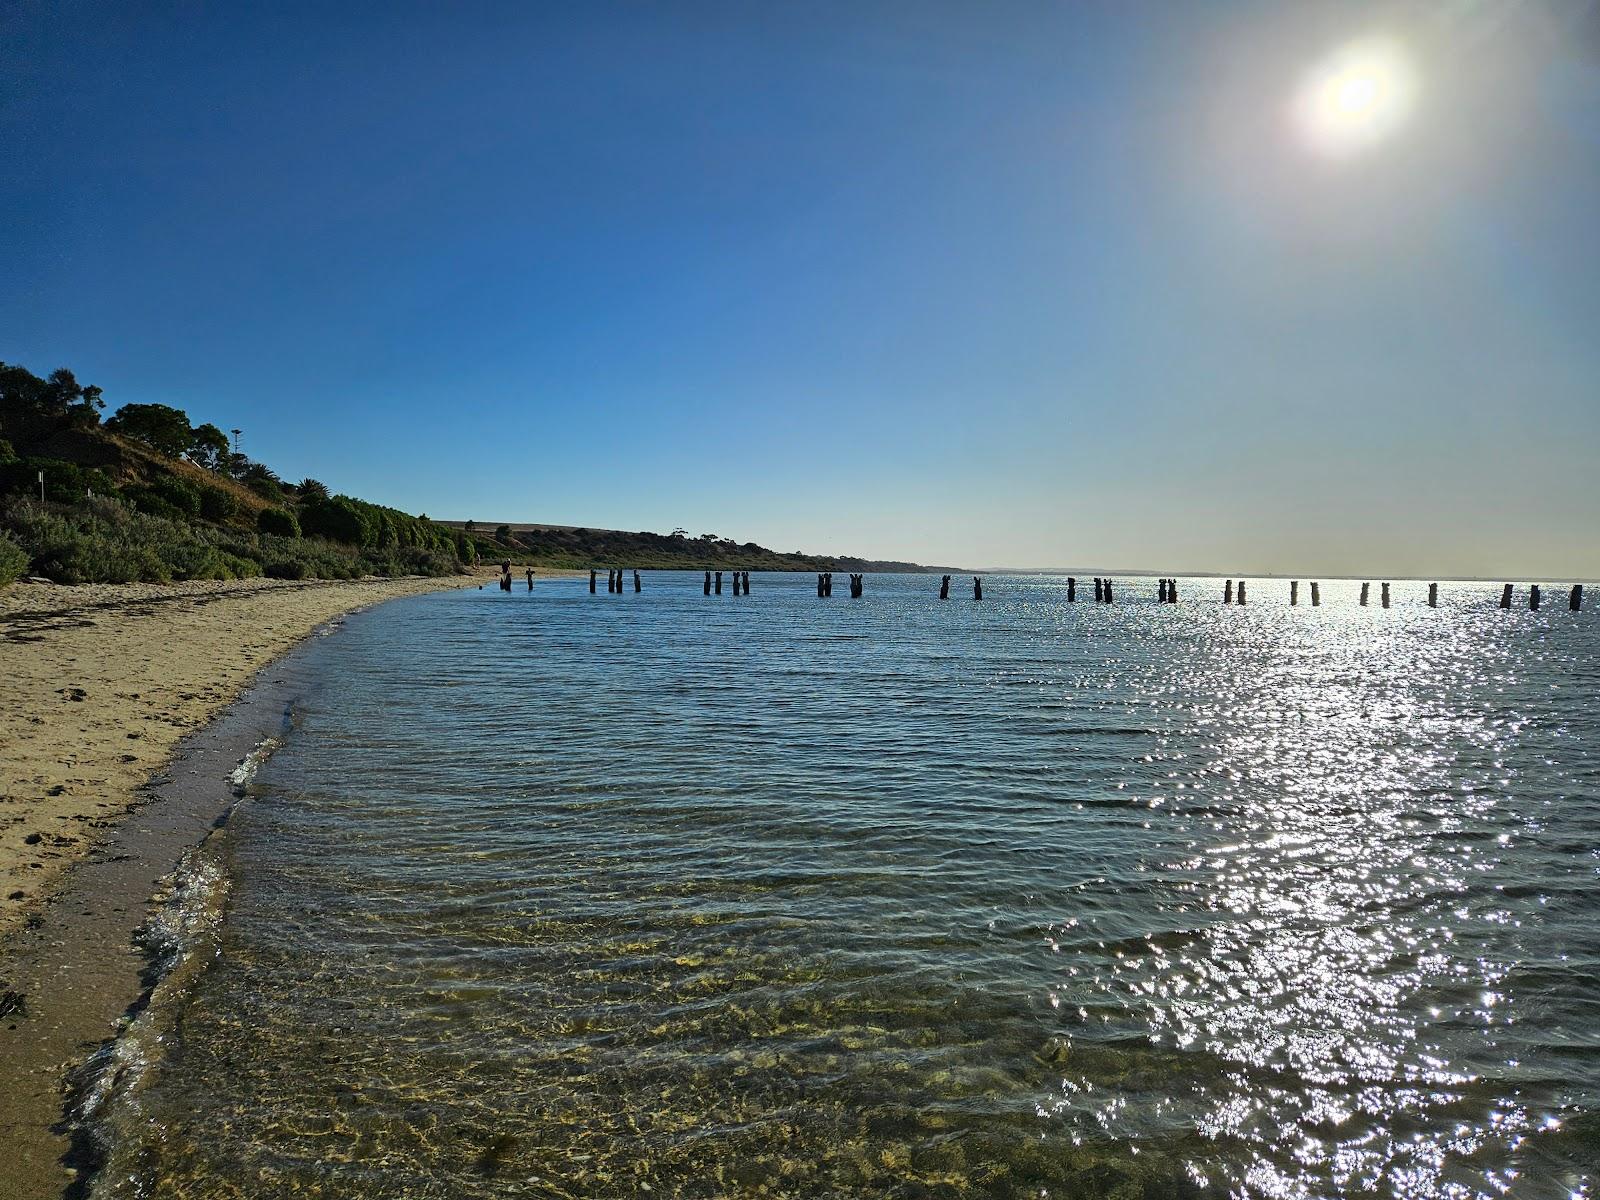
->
[90,574,1599,1199]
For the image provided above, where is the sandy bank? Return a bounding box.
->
[0,573,492,939]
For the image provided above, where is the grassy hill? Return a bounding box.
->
[439,521,938,573]
[1,361,467,586]
[0,361,936,587]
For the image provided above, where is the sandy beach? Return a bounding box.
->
[0,572,513,1197]
[0,574,491,938]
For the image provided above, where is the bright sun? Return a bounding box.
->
[1293,37,1417,158]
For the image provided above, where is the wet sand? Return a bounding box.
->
[0,573,489,1197]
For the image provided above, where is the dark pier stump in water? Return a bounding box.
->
[1094,577,1104,603]
[1310,582,1320,607]
[715,571,723,595]
[973,577,983,600]
[1224,579,1233,605]
[1104,579,1115,604]
[1360,582,1370,607]
[1158,579,1169,603]
[1382,582,1391,609]
[1067,577,1076,603]
[1291,581,1299,606]
[817,573,825,598]
[1572,584,1584,612]
[939,575,950,600]
[1237,580,1247,605]
[1429,583,1438,608]
[634,570,641,594]
[704,571,712,596]
[526,570,534,592]
[1500,584,1513,610]
[589,569,597,594]
[1169,578,1178,603]
[825,572,834,597]
[1531,585,1542,611]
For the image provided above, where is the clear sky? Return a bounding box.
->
[4,1,1597,575]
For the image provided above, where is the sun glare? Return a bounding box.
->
[1293,37,1416,158]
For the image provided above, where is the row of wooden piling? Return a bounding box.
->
[565,572,1588,612]
[589,568,643,593]
[700,570,749,595]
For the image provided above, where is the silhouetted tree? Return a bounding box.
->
[189,423,230,471]
[106,403,195,457]
[0,362,104,445]
[298,477,329,500]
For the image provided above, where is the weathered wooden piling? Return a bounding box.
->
[1237,580,1247,605]
[1381,582,1391,609]
[1572,584,1584,612]
[973,576,983,600]
[1531,585,1541,611]
[1360,582,1370,607]
[1094,577,1104,602]
[527,569,534,592]
[1290,581,1299,606]
[1310,582,1320,606]
[1158,579,1169,603]
[825,572,834,597]
[1104,579,1115,604]
[1067,577,1077,603]
[1224,579,1233,604]
[939,574,950,600]
[1428,583,1438,608]
[704,570,712,596]
[634,570,642,593]
[715,570,723,595]
[590,569,598,594]
[1169,578,1178,603]
[1500,584,1513,609]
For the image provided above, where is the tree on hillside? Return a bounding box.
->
[239,461,283,499]
[106,402,194,458]
[298,478,329,500]
[496,525,512,542]
[0,362,104,444]
[189,423,230,471]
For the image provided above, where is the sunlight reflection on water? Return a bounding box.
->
[91,576,1598,1199]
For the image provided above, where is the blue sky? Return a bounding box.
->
[4,0,1598,574]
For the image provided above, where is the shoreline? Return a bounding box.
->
[0,572,504,1198]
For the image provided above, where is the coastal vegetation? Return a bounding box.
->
[0,361,465,586]
[450,522,934,573]
[0,360,931,587]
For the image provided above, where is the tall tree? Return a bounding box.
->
[189,423,230,471]
[105,402,194,457]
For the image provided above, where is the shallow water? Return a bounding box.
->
[90,574,1599,1198]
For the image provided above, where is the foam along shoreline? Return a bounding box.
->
[0,573,484,1198]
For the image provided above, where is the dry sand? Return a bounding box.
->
[0,573,485,938]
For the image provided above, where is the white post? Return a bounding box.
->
[38,470,45,503]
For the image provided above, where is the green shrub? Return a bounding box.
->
[0,457,117,504]
[198,485,238,522]
[299,496,370,545]
[257,507,301,538]
[218,553,261,579]
[0,533,28,586]
[0,439,16,464]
